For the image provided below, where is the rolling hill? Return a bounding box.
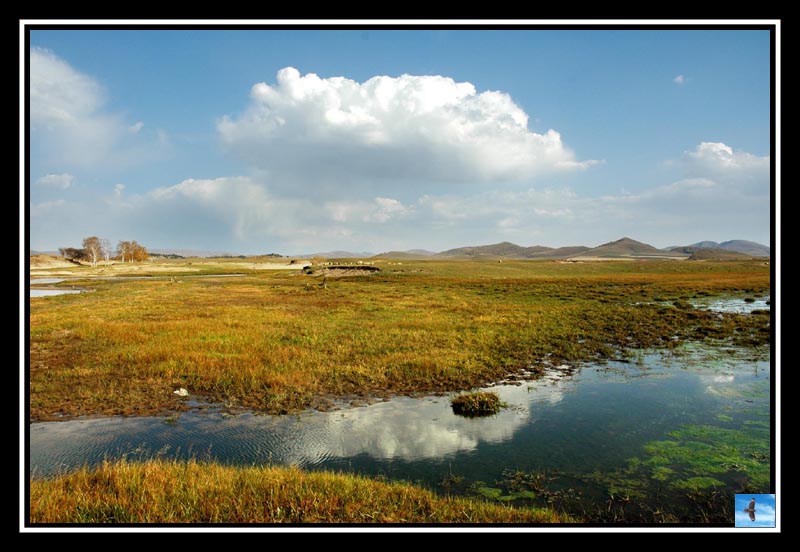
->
[668,239,770,258]
[685,248,755,261]
[435,242,590,260]
[292,251,376,259]
[373,251,437,260]
[572,237,689,260]
[688,241,722,249]
[527,246,590,258]
[718,240,770,257]
[436,242,529,259]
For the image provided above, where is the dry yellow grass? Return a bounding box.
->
[29,459,574,523]
[29,259,770,420]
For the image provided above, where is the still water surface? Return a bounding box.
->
[30,339,770,511]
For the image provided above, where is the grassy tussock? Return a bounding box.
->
[451,391,503,417]
[29,459,573,523]
[29,260,770,420]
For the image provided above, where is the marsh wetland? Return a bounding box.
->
[28,258,772,523]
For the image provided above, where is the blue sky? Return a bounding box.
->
[735,494,776,528]
[28,28,772,254]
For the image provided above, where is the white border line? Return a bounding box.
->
[772,18,781,534]
[19,20,27,534]
[19,19,781,26]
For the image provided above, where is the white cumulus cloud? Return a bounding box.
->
[673,74,686,85]
[218,67,596,188]
[35,173,74,189]
[683,142,769,177]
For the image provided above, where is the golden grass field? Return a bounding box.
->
[29,257,770,421]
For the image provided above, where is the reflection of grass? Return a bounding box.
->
[29,459,573,523]
[30,259,770,420]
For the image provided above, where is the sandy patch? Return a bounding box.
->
[29,255,78,269]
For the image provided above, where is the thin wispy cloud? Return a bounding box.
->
[673,74,686,85]
[35,173,74,190]
[30,47,165,170]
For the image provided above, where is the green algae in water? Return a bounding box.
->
[716,414,733,422]
[642,424,770,490]
[672,477,725,491]
[578,421,770,505]
[743,420,770,428]
[472,483,537,502]
[651,466,675,481]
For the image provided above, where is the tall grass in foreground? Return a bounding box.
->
[29,459,573,523]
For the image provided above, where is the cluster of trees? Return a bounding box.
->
[59,236,149,267]
[116,240,149,263]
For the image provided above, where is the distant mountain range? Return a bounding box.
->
[668,240,770,257]
[373,249,437,260]
[373,237,770,261]
[673,248,755,261]
[574,237,688,259]
[435,242,591,259]
[32,238,771,261]
[291,250,376,259]
[150,248,241,258]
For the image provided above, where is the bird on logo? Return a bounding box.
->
[744,497,756,522]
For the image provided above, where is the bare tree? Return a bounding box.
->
[116,240,132,262]
[82,236,102,268]
[101,238,111,263]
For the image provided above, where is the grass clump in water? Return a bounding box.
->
[451,391,504,417]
